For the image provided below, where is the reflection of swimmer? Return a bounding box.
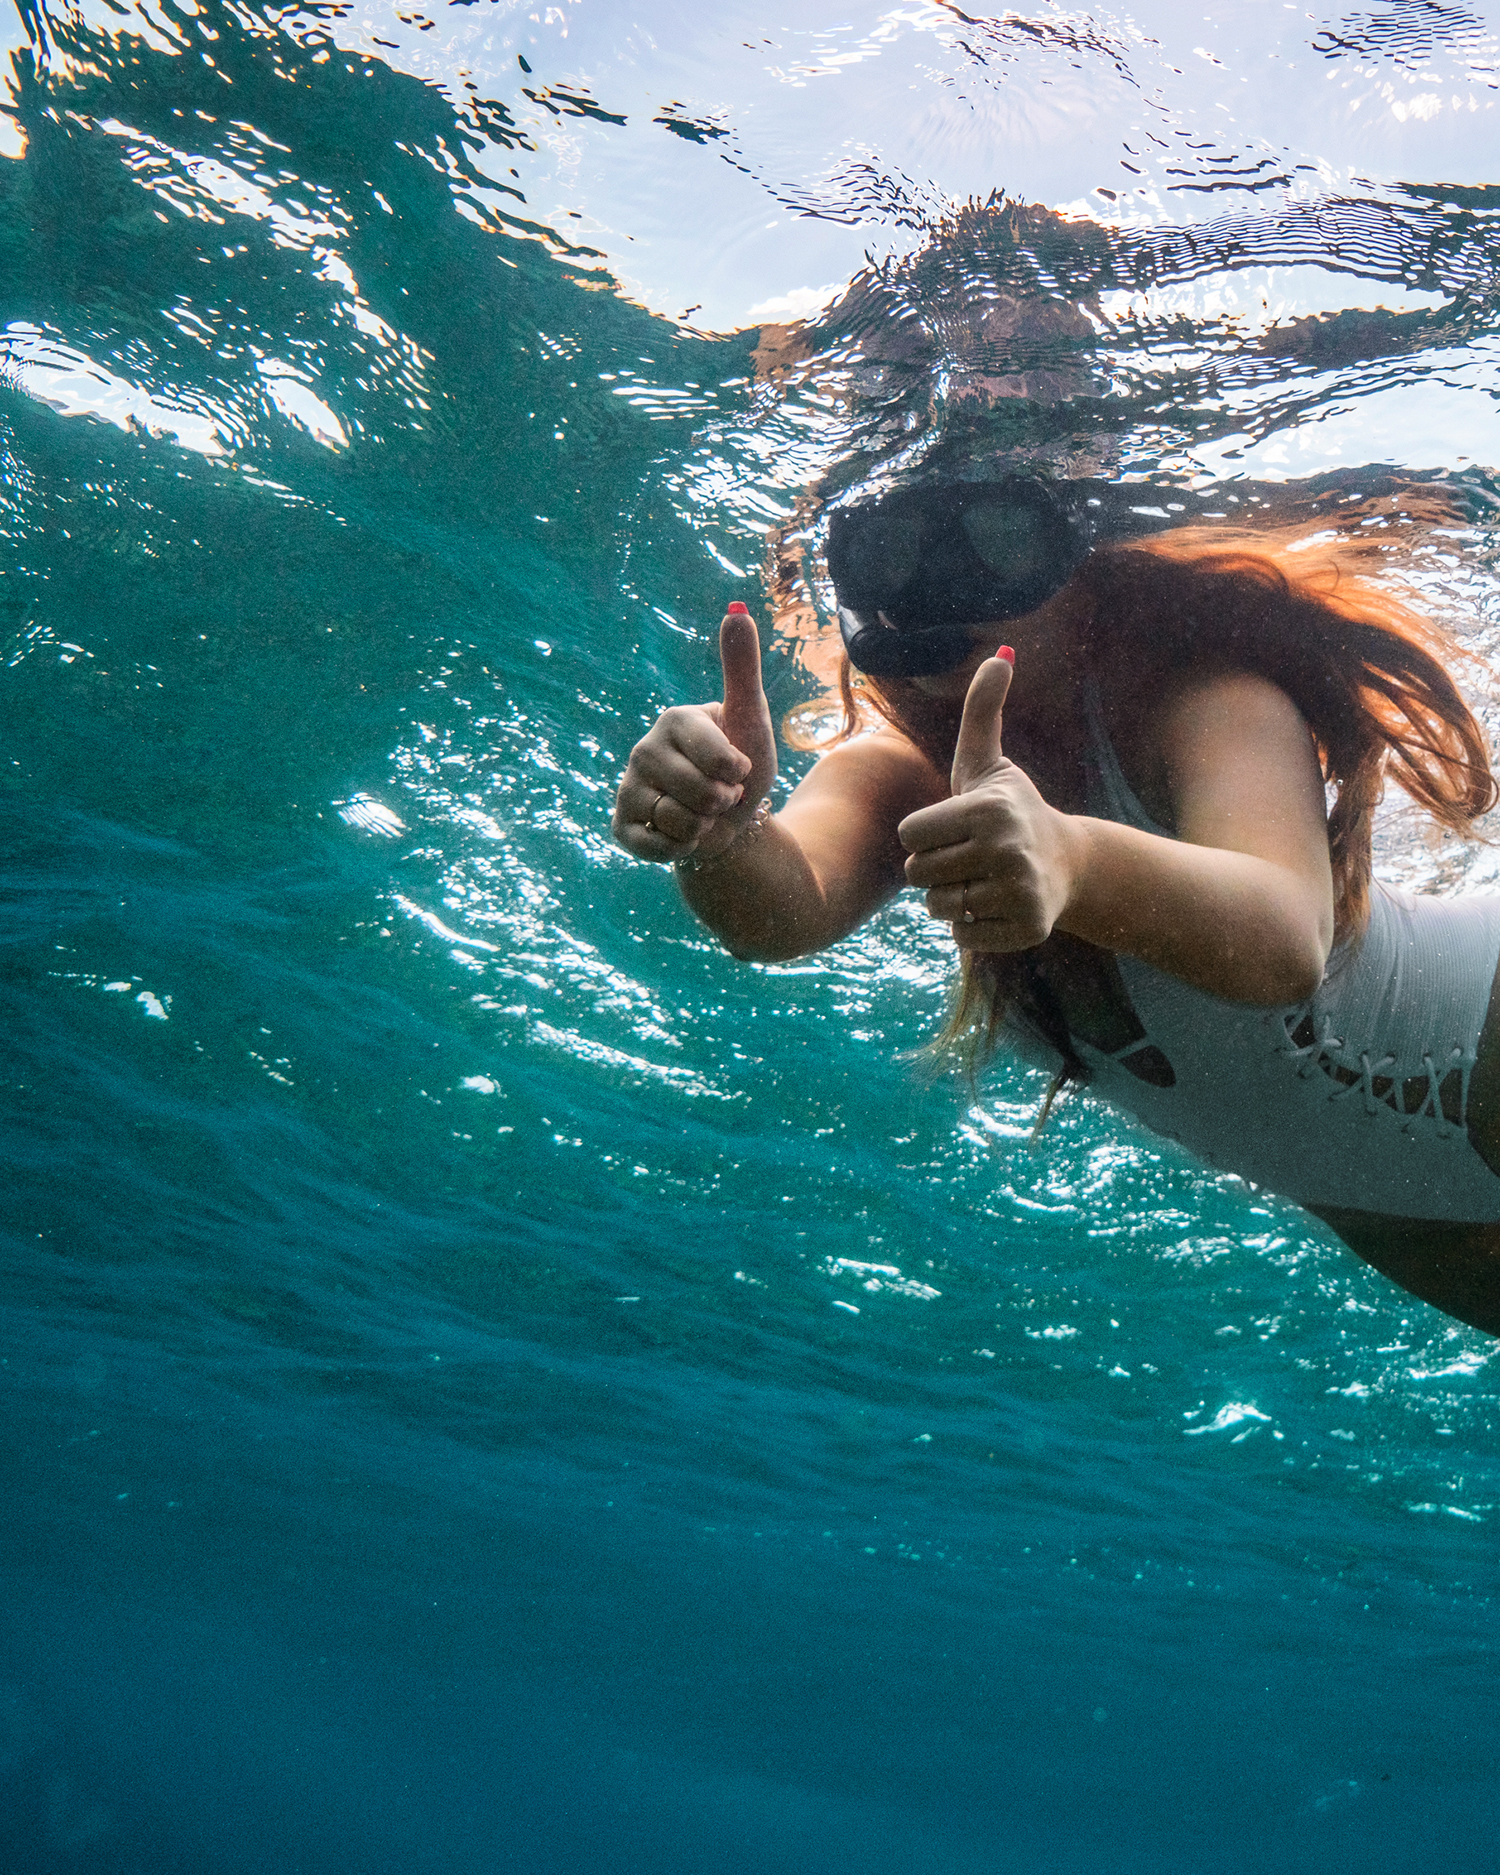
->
[751,197,1120,491]
[612,474,1500,1337]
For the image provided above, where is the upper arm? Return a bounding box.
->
[1153,670,1334,940]
[779,728,946,939]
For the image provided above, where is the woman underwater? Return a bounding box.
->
[611,469,1500,1338]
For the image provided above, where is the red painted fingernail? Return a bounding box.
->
[996,646,1015,665]
[725,602,750,615]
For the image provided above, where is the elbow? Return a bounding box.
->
[721,912,828,964]
[1272,949,1327,1007]
[1242,928,1330,1007]
[723,935,810,965]
[1237,881,1333,1006]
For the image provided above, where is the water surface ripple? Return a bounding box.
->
[4,1,1500,1870]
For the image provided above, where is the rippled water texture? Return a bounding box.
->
[6,2,1500,1870]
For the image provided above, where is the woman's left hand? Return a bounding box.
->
[897,652,1083,951]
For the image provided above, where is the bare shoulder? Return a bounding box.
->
[1146,667,1331,887]
[1154,667,1313,743]
[1152,668,1323,800]
[1102,660,1318,823]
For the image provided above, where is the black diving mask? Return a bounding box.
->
[827,476,1089,678]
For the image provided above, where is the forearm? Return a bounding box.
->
[674,735,936,962]
[676,818,854,962]
[1057,815,1333,1005]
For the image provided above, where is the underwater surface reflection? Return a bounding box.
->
[4,0,1500,1869]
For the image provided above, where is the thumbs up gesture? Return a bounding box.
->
[897,650,1081,951]
[612,604,778,864]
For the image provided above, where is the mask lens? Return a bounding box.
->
[960,501,1049,579]
[855,502,926,596]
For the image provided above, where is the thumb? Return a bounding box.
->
[951,648,1014,794]
[719,604,767,724]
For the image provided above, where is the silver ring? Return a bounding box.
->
[646,793,666,832]
[962,883,975,925]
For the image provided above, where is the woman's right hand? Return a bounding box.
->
[612,605,779,865]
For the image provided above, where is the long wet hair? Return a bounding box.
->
[784,514,1498,1082]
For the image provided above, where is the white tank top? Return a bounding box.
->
[1022,677,1500,1223]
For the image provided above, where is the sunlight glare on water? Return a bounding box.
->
[3,2,1500,1871]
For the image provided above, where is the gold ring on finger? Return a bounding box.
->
[962,883,976,925]
[646,793,666,832]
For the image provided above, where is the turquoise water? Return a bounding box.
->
[5,1,1500,1867]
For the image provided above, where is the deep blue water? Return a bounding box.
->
[6,0,1500,1868]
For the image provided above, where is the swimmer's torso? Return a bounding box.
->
[1008,678,1500,1222]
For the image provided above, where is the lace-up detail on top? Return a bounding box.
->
[1279,1007,1469,1133]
